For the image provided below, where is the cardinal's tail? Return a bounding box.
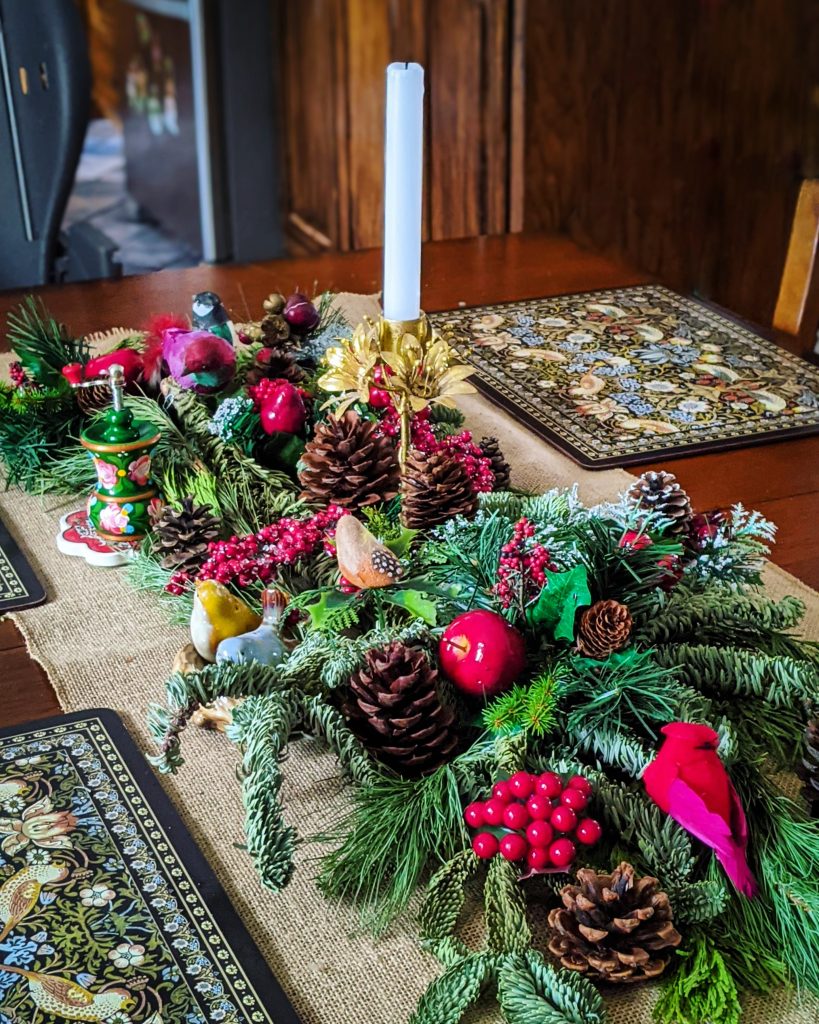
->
[717,845,758,898]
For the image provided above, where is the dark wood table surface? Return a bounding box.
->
[1,233,817,728]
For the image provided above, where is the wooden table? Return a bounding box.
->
[1,233,817,727]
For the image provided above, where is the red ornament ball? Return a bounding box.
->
[525,820,554,848]
[548,838,576,868]
[550,805,578,834]
[535,772,563,799]
[463,802,485,829]
[575,818,603,846]
[567,775,593,797]
[499,833,528,862]
[508,771,536,800]
[503,802,530,830]
[472,832,499,859]
[560,788,589,812]
[491,780,511,803]
[438,610,526,699]
[525,794,553,821]
[526,846,550,871]
[483,798,507,826]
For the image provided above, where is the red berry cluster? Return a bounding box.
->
[465,770,602,872]
[9,361,30,389]
[198,506,348,588]
[493,518,557,610]
[165,569,192,595]
[247,377,310,410]
[379,411,494,494]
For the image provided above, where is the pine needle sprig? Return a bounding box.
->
[6,296,89,386]
[482,669,562,736]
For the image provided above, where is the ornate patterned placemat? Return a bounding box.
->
[0,515,45,612]
[436,285,819,468]
[0,710,302,1024]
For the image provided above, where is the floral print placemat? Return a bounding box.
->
[0,515,45,613]
[0,710,301,1024]
[435,285,819,467]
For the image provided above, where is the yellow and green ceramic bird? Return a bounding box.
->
[0,861,69,942]
[190,579,261,661]
[0,965,134,1021]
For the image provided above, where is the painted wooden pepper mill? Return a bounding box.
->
[80,364,162,542]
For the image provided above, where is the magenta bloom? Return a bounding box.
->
[163,328,236,393]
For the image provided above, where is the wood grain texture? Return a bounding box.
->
[1,234,817,715]
[774,179,819,337]
[523,0,819,342]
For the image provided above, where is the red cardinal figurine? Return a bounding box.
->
[642,722,757,898]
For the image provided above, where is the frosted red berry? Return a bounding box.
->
[503,802,530,831]
[575,818,603,846]
[550,806,578,834]
[548,838,576,868]
[499,833,528,862]
[463,802,485,829]
[472,833,499,859]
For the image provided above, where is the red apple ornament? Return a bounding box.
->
[260,381,307,435]
[283,292,320,334]
[438,610,526,698]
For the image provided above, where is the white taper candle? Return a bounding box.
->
[382,62,424,322]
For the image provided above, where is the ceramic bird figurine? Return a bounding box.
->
[216,588,288,666]
[190,580,262,662]
[0,862,69,942]
[643,722,757,897]
[0,965,134,1021]
[334,515,404,589]
[162,328,236,393]
[191,290,234,342]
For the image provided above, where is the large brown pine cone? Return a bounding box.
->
[299,411,400,509]
[576,600,633,658]
[547,862,681,984]
[154,497,222,572]
[479,436,511,490]
[798,718,819,818]
[400,448,478,529]
[628,470,692,535]
[248,346,305,385]
[342,641,459,774]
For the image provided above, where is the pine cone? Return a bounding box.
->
[628,471,692,535]
[576,600,632,658]
[547,862,681,984]
[798,718,819,818]
[76,383,112,415]
[260,312,292,344]
[401,449,478,529]
[342,641,459,774]
[154,497,222,572]
[479,436,511,490]
[248,346,305,385]
[299,411,399,510]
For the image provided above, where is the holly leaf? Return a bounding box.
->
[382,587,438,625]
[302,589,356,629]
[385,526,418,558]
[526,566,591,641]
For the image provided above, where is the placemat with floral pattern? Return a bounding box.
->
[0,710,301,1024]
[436,285,819,467]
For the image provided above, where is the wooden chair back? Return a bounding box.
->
[773,180,819,349]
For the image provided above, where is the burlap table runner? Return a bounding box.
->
[0,294,816,1023]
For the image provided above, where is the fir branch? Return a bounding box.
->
[485,856,530,954]
[482,670,561,737]
[125,548,193,625]
[419,848,479,952]
[226,691,301,891]
[714,697,806,771]
[409,952,494,1024]
[300,694,382,786]
[6,296,89,386]
[498,950,606,1024]
[654,930,741,1024]
[31,443,97,496]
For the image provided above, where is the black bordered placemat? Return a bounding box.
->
[434,285,819,468]
[0,513,45,612]
[0,709,302,1024]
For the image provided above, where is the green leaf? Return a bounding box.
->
[382,588,438,625]
[385,526,419,558]
[303,589,357,629]
[526,566,591,640]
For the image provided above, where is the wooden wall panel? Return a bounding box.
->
[523,0,819,328]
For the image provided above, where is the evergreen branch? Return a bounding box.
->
[226,691,301,891]
[636,589,805,646]
[418,848,479,955]
[666,878,728,926]
[409,952,495,1024]
[485,856,530,954]
[498,950,606,1024]
[300,694,382,786]
[654,931,741,1024]
[482,671,561,736]
[6,296,89,385]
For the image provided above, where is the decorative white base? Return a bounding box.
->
[56,510,138,568]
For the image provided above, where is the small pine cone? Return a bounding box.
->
[154,497,222,573]
[547,862,681,984]
[299,410,400,510]
[576,600,632,658]
[628,471,692,535]
[260,312,291,344]
[249,346,305,385]
[798,718,819,818]
[401,449,478,529]
[342,641,459,774]
[479,436,511,490]
[76,383,112,415]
